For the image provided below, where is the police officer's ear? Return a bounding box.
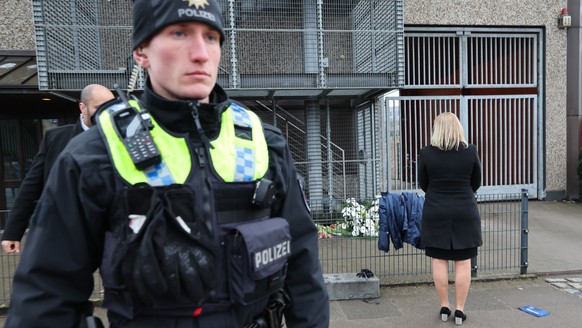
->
[133,46,149,68]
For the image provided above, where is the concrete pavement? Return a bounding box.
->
[525,200,582,274]
[329,274,582,327]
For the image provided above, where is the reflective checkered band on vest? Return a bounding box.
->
[235,146,255,182]
[144,161,176,186]
[209,102,268,182]
[231,104,255,181]
[231,103,252,128]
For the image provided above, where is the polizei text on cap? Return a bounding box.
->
[178,9,217,22]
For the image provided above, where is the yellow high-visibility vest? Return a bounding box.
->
[97,99,268,185]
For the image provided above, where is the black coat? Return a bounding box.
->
[1,122,84,241]
[418,144,483,250]
[5,83,329,328]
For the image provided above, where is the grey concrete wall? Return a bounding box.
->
[405,0,568,196]
[0,0,35,50]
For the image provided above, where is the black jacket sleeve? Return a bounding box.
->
[2,124,80,242]
[4,131,112,328]
[1,132,50,241]
[470,145,482,192]
[264,125,330,328]
[418,148,429,192]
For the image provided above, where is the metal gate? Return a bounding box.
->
[385,28,543,198]
[355,102,380,200]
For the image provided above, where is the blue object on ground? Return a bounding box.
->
[519,305,550,317]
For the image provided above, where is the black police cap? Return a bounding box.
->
[132,0,225,50]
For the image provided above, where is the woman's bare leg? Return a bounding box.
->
[432,258,450,308]
[454,259,472,312]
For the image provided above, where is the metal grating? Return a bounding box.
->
[355,102,380,199]
[352,0,401,75]
[384,95,539,197]
[32,0,403,91]
[405,31,538,88]
[32,0,133,90]
[404,32,461,88]
[466,34,537,87]
[468,95,538,190]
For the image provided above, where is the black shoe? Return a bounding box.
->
[356,269,375,278]
[454,310,467,325]
[440,307,451,322]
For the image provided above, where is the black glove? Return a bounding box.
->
[162,187,218,301]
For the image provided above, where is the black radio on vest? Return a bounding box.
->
[110,84,161,170]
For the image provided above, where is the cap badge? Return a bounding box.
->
[184,0,209,10]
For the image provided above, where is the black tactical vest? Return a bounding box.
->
[97,100,291,319]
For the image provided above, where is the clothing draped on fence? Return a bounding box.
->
[378,192,425,252]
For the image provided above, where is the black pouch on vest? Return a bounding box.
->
[101,183,162,318]
[226,218,291,305]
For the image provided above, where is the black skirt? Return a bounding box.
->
[425,246,477,261]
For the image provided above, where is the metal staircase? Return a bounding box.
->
[242,100,347,205]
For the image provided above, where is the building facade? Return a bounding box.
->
[403,0,574,200]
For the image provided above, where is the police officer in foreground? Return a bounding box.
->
[5,0,330,327]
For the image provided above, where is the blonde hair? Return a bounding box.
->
[430,112,468,151]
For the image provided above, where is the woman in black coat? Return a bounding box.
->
[418,112,482,325]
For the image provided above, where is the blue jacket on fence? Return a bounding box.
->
[401,192,424,249]
[379,192,405,252]
[378,192,425,252]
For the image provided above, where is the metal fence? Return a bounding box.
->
[0,191,527,306]
[314,190,528,285]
